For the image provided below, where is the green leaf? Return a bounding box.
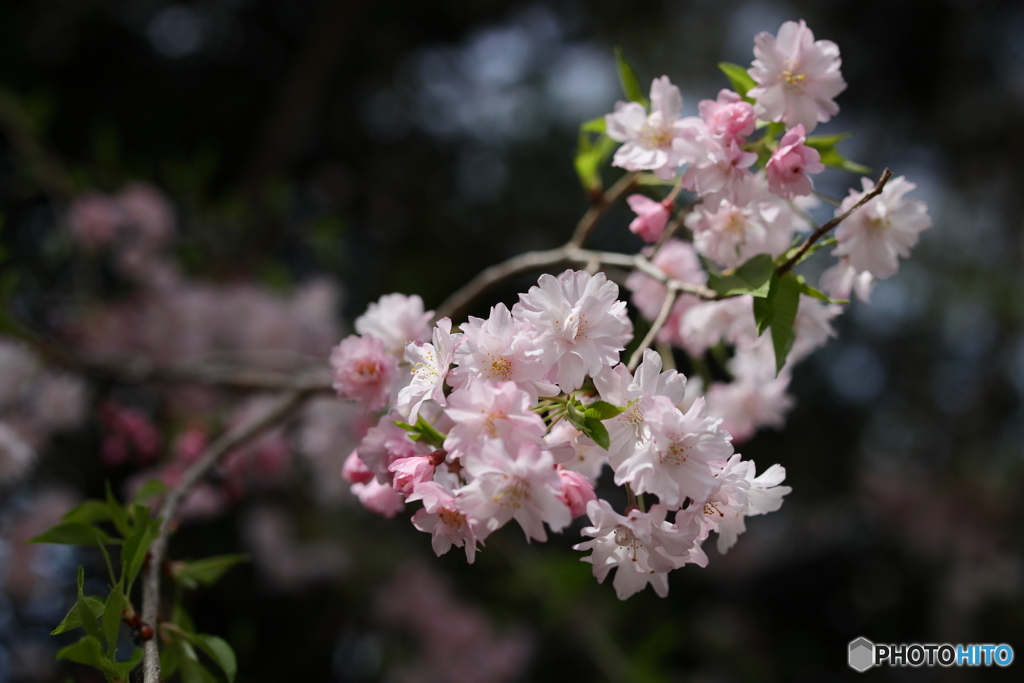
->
[565,400,587,432]
[54,635,110,670]
[75,567,103,643]
[583,417,611,450]
[615,47,648,106]
[110,648,144,679]
[707,254,775,298]
[61,500,112,524]
[780,236,836,267]
[753,287,774,336]
[170,554,249,589]
[769,273,802,374]
[583,400,626,420]
[121,516,158,590]
[101,580,126,655]
[180,650,220,683]
[580,116,606,133]
[634,173,675,187]
[804,133,871,174]
[131,479,168,504]
[106,481,131,538]
[574,129,617,192]
[393,416,446,449]
[717,62,756,100]
[796,277,847,304]
[51,596,105,635]
[31,522,117,546]
[192,634,237,683]
[161,634,183,679]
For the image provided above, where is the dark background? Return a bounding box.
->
[1,0,1023,681]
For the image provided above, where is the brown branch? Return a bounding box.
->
[627,281,680,371]
[568,172,638,248]
[777,168,892,276]
[141,389,311,683]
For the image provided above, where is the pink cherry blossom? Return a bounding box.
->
[342,450,375,484]
[677,132,758,207]
[747,20,847,132]
[351,478,405,518]
[556,468,596,518]
[625,194,671,243]
[408,481,479,563]
[511,270,632,392]
[448,303,558,403]
[457,440,571,543]
[443,380,547,459]
[357,412,432,480]
[706,374,793,444]
[397,317,463,421]
[329,334,399,414]
[678,296,758,356]
[832,175,932,279]
[613,395,733,507]
[766,124,824,198]
[355,293,433,356]
[388,456,436,496]
[606,76,690,180]
[820,257,875,303]
[698,89,756,144]
[686,188,801,269]
[708,460,790,553]
[573,499,704,600]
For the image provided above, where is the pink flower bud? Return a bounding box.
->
[388,456,435,496]
[698,89,756,143]
[342,450,374,484]
[766,124,825,198]
[626,194,671,243]
[557,468,596,518]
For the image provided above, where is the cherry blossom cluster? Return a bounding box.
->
[330,19,932,599]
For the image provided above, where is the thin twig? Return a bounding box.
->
[568,172,638,248]
[777,168,892,276]
[627,281,680,371]
[141,389,310,683]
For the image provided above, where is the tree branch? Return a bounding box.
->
[776,168,892,276]
[141,389,311,683]
[627,281,680,371]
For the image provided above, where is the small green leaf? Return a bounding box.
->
[54,635,109,670]
[780,236,836,267]
[192,634,237,683]
[31,522,117,546]
[180,651,220,683]
[753,292,773,336]
[707,254,775,297]
[583,400,626,420]
[717,62,756,100]
[796,277,847,304]
[615,47,648,106]
[61,500,112,524]
[574,129,617,192]
[121,517,158,590]
[565,400,587,432]
[75,567,103,643]
[584,417,611,450]
[634,173,675,187]
[101,581,126,655]
[110,648,144,679]
[106,481,131,537]
[131,479,168,504]
[769,273,802,374]
[580,116,606,134]
[170,554,249,589]
[804,133,871,174]
[393,416,446,449]
[50,596,105,635]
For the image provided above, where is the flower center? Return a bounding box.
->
[661,436,691,465]
[481,409,507,438]
[781,67,807,91]
[492,477,529,509]
[638,123,673,148]
[487,355,513,381]
[439,507,467,531]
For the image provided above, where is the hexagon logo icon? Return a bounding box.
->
[848,637,875,672]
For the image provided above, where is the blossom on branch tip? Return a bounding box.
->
[606,76,690,180]
[766,124,824,198]
[626,194,671,243]
[747,20,846,132]
[832,175,931,279]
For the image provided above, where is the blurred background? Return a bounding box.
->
[0,0,1023,681]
